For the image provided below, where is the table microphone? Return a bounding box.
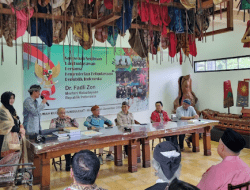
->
[41,96,49,106]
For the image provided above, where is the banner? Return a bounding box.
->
[23,43,149,121]
[236,81,249,107]
[223,80,234,108]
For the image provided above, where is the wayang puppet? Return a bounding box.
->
[172,74,199,114]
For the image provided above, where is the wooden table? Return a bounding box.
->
[139,119,219,168]
[27,119,218,189]
[27,127,146,190]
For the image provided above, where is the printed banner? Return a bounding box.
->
[236,81,249,107]
[23,43,149,121]
[223,80,234,108]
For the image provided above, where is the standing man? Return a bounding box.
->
[84,105,114,164]
[23,85,47,136]
[176,99,199,151]
[151,101,178,146]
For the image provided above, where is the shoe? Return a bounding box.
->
[185,139,191,148]
[66,165,70,171]
[106,154,114,161]
[180,148,185,152]
[98,156,103,165]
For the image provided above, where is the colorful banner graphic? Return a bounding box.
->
[23,43,149,121]
[236,81,249,107]
[223,80,234,108]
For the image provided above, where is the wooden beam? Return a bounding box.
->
[203,27,233,37]
[92,12,121,28]
[130,23,162,32]
[0,8,97,23]
[227,0,233,28]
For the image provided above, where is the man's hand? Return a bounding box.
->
[194,115,199,119]
[42,98,47,104]
[91,126,97,130]
[66,115,71,120]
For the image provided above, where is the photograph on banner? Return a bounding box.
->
[23,43,149,121]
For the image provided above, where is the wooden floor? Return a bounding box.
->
[3,139,250,190]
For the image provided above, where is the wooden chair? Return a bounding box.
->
[228,181,250,190]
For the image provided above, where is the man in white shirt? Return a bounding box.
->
[176,99,199,151]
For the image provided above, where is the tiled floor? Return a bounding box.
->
[3,139,250,190]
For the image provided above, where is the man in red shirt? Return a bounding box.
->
[151,101,178,145]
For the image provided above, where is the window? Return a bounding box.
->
[194,55,250,73]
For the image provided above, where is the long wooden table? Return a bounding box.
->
[27,127,146,190]
[27,119,218,190]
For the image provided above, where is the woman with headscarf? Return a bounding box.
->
[0,91,25,159]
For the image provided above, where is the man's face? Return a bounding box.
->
[182,102,190,110]
[58,109,66,119]
[122,105,129,113]
[92,109,100,116]
[33,90,41,99]
[155,103,163,112]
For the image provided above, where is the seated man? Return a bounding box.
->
[146,141,200,190]
[64,150,106,190]
[197,128,250,190]
[151,101,178,146]
[176,99,199,151]
[49,107,79,171]
[84,105,114,164]
[117,101,135,126]
[117,101,137,156]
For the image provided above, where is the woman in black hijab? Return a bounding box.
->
[0,91,25,159]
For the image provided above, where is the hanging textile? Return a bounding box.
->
[188,34,197,57]
[11,6,34,40]
[29,3,53,47]
[168,32,177,57]
[107,25,118,46]
[168,7,185,33]
[116,0,133,34]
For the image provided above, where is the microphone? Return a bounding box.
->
[41,96,49,106]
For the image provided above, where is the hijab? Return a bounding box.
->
[1,92,16,116]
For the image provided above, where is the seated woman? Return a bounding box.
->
[49,107,79,171]
[0,92,25,159]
